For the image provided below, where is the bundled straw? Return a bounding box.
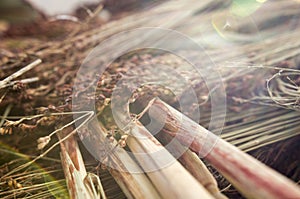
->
[1,0,300,198]
[147,98,300,199]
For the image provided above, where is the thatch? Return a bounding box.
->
[0,0,299,198]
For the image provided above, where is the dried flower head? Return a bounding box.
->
[37,136,51,150]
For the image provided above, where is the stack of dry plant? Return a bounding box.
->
[0,0,300,198]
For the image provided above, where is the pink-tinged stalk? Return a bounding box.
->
[151,99,300,199]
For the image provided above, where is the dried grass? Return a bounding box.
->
[0,0,300,198]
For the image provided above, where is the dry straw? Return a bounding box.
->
[1,0,300,198]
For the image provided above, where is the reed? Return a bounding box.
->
[147,98,300,199]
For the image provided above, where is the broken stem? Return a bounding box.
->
[0,59,42,89]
